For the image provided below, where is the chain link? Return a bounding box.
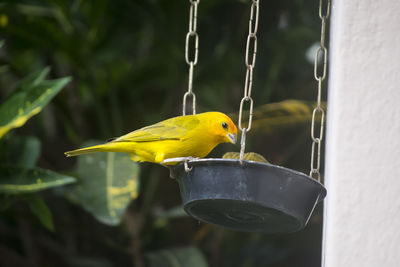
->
[183,0,200,115]
[310,0,330,181]
[238,0,259,163]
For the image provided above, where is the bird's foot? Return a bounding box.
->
[161,157,200,175]
[161,157,199,164]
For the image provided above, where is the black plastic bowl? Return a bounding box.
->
[173,158,326,233]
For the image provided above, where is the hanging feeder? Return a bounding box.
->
[175,0,330,233]
[173,159,326,233]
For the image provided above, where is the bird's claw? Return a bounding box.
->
[161,156,199,164]
[161,157,199,175]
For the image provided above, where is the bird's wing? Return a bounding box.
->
[112,116,200,143]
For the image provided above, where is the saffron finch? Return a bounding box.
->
[65,112,237,165]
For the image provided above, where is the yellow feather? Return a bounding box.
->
[65,112,237,165]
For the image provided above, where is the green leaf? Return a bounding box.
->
[0,165,76,194]
[23,193,54,231]
[17,67,50,93]
[14,136,41,168]
[0,68,71,138]
[0,136,41,168]
[154,206,188,229]
[231,100,326,134]
[67,141,140,225]
[154,205,187,219]
[146,247,209,267]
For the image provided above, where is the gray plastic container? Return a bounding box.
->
[173,159,326,233]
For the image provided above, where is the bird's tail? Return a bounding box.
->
[65,144,108,157]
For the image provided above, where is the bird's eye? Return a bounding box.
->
[222,122,228,130]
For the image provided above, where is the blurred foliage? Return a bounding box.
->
[146,246,208,267]
[0,67,74,236]
[0,165,75,194]
[0,67,71,138]
[237,99,326,135]
[67,141,140,226]
[0,0,327,267]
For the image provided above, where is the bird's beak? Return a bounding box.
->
[227,133,237,144]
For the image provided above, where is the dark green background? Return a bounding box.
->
[0,0,327,266]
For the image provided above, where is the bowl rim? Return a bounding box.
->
[175,158,327,199]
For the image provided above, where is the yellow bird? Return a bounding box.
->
[65,112,237,165]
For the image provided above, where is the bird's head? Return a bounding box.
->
[206,112,237,145]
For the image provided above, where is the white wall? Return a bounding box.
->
[323,0,400,266]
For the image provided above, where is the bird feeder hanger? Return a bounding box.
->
[174,0,330,233]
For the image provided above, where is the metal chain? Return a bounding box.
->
[238,0,259,163]
[310,0,330,181]
[183,0,200,115]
